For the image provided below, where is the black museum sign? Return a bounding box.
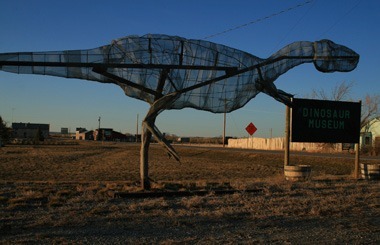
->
[291,98,361,143]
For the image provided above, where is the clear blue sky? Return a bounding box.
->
[0,0,378,138]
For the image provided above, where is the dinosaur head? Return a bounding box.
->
[313,39,359,73]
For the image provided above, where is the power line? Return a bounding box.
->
[317,0,362,39]
[203,0,313,40]
[270,0,316,53]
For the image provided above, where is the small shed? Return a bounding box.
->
[76,128,94,140]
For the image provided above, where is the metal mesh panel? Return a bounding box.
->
[0,34,359,113]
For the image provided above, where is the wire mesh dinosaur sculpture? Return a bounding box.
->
[0,34,359,188]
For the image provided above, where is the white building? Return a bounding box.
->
[361,117,380,153]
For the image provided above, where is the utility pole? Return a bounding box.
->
[136,114,139,142]
[98,116,101,141]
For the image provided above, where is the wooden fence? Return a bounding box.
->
[228,137,343,153]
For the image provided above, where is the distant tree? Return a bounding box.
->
[310,81,354,101]
[310,81,380,129]
[309,81,380,152]
[361,94,380,130]
[0,116,11,145]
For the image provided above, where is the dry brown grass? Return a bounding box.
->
[0,141,379,243]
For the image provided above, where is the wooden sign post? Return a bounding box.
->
[284,104,291,167]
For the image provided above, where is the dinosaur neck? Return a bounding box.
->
[260,41,315,82]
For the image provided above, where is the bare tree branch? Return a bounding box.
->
[361,94,380,130]
[332,81,354,101]
[311,81,354,101]
[310,81,379,130]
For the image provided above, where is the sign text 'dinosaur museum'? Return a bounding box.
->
[291,98,361,143]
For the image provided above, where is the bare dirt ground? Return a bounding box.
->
[0,141,379,244]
